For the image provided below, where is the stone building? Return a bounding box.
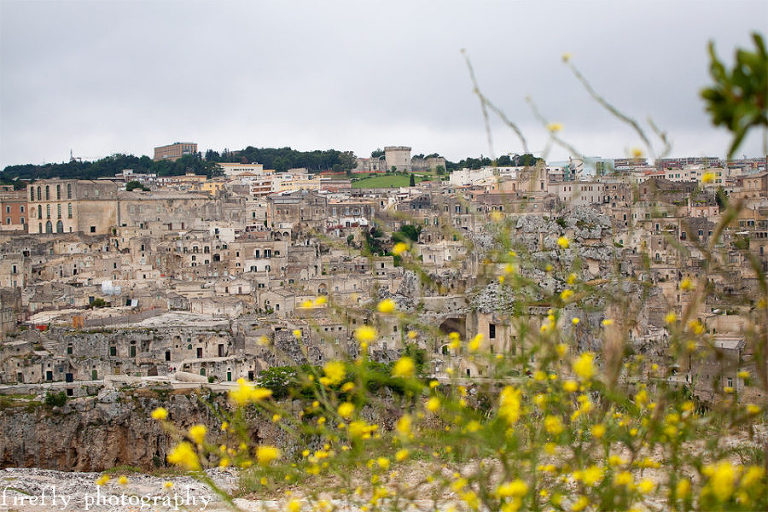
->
[0,186,27,231]
[27,180,119,235]
[384,146,412,172]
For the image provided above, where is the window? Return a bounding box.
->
[57,204,62,218]
[68,203,72,218]
[90,226,96,233]
[489,323,496,339]
[67,183,72,199]
[56,184,61,200]
[45,185,50,200]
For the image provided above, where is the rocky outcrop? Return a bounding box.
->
[0,390,236,472]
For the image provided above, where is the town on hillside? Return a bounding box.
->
[0,143,767,408]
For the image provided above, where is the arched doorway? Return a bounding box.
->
[45,221,53,233]
[56,220,64,233]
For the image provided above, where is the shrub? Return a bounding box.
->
[44,391,67,407]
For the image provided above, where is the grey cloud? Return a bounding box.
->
[1,0,766,168]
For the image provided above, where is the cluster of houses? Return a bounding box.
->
[0,151,766,406]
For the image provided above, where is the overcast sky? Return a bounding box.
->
[1,0,766,169]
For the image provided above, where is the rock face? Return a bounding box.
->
[0,391,233,472]
[0,388,396,472]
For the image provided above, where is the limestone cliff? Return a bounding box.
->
[0,390,241,472]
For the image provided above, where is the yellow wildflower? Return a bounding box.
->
[707,461,737,501]
[392,242,409,256]
[426,397,440,413]
[323,361,346,386]
[614,471,633,487]
[151,407,168,421]
[631,147,644,158]
[591,423,606,439]
[468,333,483,352]
[701,171,717,184]
[338,402,355,419]
[229,378,272,406]
[557,236,569,249]
[396,414,412,436]
[572,495,588,512]
[95,475,110,486]
[499,386,521,424]
[395,449,409,462]
[292,329,302,339]
[256,445,281,466]
[118,475,128,485]
[637,479,655,494]
[572,317,580,325]
[354,326,377,344]
[582,465,604,486]
[496,479,528,498]
[573,352,596,381]
[377,298,396,314]
[392,356,415,378]
[560,289,574,302]
[167,442,200,471]
[188,424,207,445]
[547,122,564,133]
[544,415,564,435]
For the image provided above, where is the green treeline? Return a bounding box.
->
[445,153,542,171]
[2,146,542,183]
[205,147,358,174]
[1,153,221,182]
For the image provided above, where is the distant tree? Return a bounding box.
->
[393,224,421,243]
[409,174,416,187]
[44,392,67,407]
[436,166,446,175]
[125,181,148,192]
[715,187,728,211]
[391,166,398,173]
[371,149,384,159]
